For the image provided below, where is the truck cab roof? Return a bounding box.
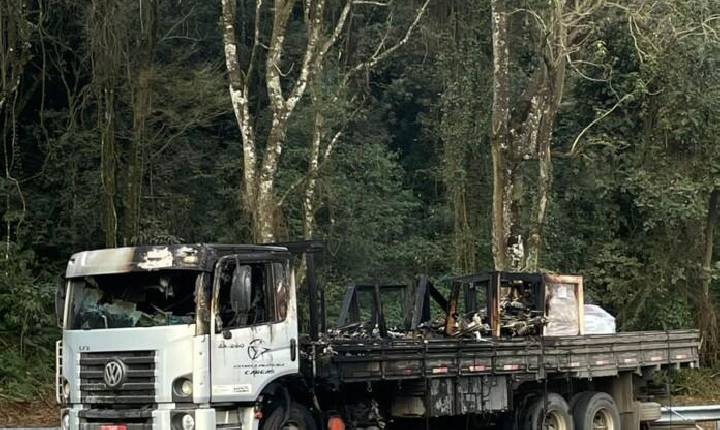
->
[65,243,290,278]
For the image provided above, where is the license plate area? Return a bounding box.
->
[100,425,128,430]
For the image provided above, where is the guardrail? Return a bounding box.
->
[658,405,720,424]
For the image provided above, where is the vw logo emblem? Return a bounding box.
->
[104,359,126,388]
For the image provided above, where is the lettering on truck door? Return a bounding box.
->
[210,256,298,402]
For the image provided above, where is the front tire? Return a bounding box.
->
[522,393,574,430]
[572,392,620,430]
[262,401,317,430]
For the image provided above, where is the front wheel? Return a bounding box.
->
[262,401,318,430]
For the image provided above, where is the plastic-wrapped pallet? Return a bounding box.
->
[544,283,580,336]
[583,304,616,334]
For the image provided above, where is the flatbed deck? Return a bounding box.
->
[306,329,699,383]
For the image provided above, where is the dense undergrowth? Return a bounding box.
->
[0,343,56,402]
[670,368,720,404]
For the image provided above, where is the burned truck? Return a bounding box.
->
[55,243,699,430]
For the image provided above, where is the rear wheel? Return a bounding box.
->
[262,402,317,430]
[522,393,574,430]
[572,392,620,430]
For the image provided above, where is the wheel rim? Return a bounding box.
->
[591,409,615,430]
[542,410,567,430]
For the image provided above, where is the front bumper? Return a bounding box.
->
[61,406,258,430]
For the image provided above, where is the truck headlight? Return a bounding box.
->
[181,414,195,430]
[180,380,193,396]
[63,381,70,398]
[172,377,193,399]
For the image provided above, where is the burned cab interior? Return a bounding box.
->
[325,272,585,341]
[68,270,200,329]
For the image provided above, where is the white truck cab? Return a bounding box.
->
[57,244,301,430]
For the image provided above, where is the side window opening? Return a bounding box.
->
[216,259,289,330]
[273,263,288,321]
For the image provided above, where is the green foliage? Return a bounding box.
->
[0,244,58,400]
[1,0,720,404]
[671,368,720,402]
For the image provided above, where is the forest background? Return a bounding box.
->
[1,0,719,410]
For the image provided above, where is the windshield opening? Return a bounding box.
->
[68,270,201,329]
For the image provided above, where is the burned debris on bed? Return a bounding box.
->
[321,271,586,344]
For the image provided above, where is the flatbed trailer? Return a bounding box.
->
[303,330,699,428]
[309,330,699,383]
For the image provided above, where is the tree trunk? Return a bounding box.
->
[522,7,567,271]
[490,0,512,271]
[254,116,288,243]
[100,85,117,248]
[304,107,323,242]
[490,0,570,271]
[295,104,325,287]
[451,186,476,273]
[1,1,32,256]
[221,0,259,237]
[90,0,122,248]
[699,188,719,365]
[702,188,718,300]
[525,145,552,270]
[124,0,157,246]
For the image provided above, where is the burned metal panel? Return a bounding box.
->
[444,281,462,336]
[456,376,508,414]
[411,276,431,329]
[306,251,320,340]
[391,396,426,417]
[66,244,290,278]
[336,285,360,328]
[334,283,413,335]
[429,378,454,416]
[372,284,387,337]
[428,376,509,417]
[384,357,424,378]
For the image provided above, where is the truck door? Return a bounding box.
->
[210,256,298,402]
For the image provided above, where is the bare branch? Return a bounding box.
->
[568,93,632,156]
[316,0,353,68]
[508,8,548,33]
[264,0,295,114]
[353,0,391,6]
[345,0,430,83]
[244,0,264,94]
[567,56,609,83]
[160,5,195,43]
[283,0,326,114]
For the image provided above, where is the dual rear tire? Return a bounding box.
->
[572,392,621,430]
[521,391,621,430]
[522,393,573,430]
